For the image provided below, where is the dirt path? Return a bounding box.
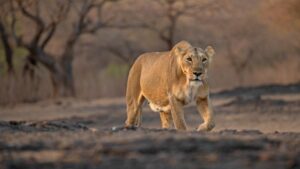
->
[0,85,300,169]
[1,94,299,132]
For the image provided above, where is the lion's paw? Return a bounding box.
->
[197,122,215,132]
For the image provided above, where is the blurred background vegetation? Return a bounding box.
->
[0,0,299,105]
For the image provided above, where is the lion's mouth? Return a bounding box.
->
[190,78,202,82]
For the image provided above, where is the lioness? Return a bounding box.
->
[125,41,215,131]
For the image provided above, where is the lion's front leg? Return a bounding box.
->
[196,96,215,131]
[169,95,187,130]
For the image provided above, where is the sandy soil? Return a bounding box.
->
[0,84,300,169]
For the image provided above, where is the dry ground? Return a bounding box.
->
[0,84,300,169]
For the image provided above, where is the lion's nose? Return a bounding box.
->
[193,72,202,77]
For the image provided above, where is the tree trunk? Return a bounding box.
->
[166,38,174,50]
[60,58,75,97]
[29,48,75,98]
[47,57,75,98]
[50,38,76,98]
[0,22,14,74]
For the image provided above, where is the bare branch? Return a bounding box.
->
[16,0,45,46]
[41,1,71,49]
[10,2,27,47]
[40,23,57,49]
[51,0,71,23]
[74,0,121,34]
[106,46,130,63]
[16,0,44,28]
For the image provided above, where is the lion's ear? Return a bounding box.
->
[172,41,192,57]
[205,46,215,62]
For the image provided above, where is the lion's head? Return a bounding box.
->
[172,41,215,82]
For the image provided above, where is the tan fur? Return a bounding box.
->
[125,41,215,131]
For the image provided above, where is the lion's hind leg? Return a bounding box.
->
[160,111,172,129]
[125,90,145,128]
[134,96,145,127]
[125,59,145,128]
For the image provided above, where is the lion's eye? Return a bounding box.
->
[202,58,207,62]
[186,57,192,62]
